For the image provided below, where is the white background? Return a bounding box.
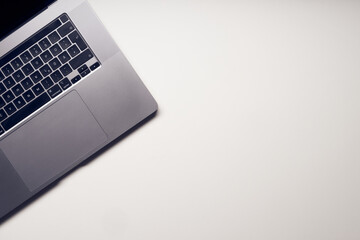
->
[1,0,360,239]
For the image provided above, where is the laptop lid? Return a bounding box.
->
[0,0,56,42]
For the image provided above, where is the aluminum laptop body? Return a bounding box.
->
[0,0,157,219]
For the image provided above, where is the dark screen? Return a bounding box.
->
[0,0,56,41]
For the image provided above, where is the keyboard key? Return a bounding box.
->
[60,14,69,23]
[23,90,35,102]
[59,78,71,90]
[40,50,53,63]
[32,83,45,96]
[0,109,7,122]
[48,58,61,70]
[0,19,61,69]
[68,45,80,57]
[48,84,62,98]
[68,31,87,50]
[50,44,61,56]
[4,103,16,115]
[0,127,5,136]
[39,38,51,50]
[13,70,25,82]
[58,21,75,37]
[0,71,4,81]
[59,37,71,50]
[3,77,15,89]
[29,44,41,57]
[39,64,52,77]
[80,68,91,77]
[58,51,71,64]
[78,64,88,74]
[50,70,63,83]
[69,49,93,70]
[48,31,61,44]
[71,75,81,84]
[13,96,26,109]
[60,64,72,76]
[30,71,43,83]
[2,93,51,131]
[21,77,34,90]
[90,62,100,71]
[3,90,15,103]
[0,97,5,108]
[2,64,14,76]
[22,63,35,76]
[0,82,6,95]
[20,51,33,64]
[31,57,44,69]
[10,58,23,70]
[12,84,24,96]
[41,77,54,89]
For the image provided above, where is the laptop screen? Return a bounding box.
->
[0,0,56,41]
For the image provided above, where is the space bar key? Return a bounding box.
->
[2,93,51,131]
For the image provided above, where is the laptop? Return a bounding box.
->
[0,0,157,219]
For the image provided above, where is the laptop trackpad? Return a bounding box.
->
[0,91,107,192]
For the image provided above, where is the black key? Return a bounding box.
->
[48,84,62,98]
[2,93,51,131]
[58,51,71,64]
[0,127,5,136]
[67,45,80,57]
[22,63,34,76]
[39,38,51,50]
[78,65,88,74]
[31,57,44,69]
[60,64,72,76]
[21,77,34,90]
[30,71,43,83]
[59,78,71,90]
[4,103,16,116]
[50,70,63,83]
[3,77,15,89]
[49,58,61,70]
[0,72,4,81]
[13,96,26,109]
[29,44,42,57]
[0,97,5,108]
[3,91,15,103]
[39,64,52,77]
[58,21,75,37]
[0,109,7,122]
[2,64,14,76]
[69,49,93,70]
[80,68,90,77]
[41,77,54,89]
[59,37,71,50]
[0,82,6,95]
[71,75,81,84]
[60,14,69,23]
[13,70,25,82]
[90,62,100,71]
[40,50,53,63]
[12,84,24,96]
[68,31,87,50]
[10,58,23,70]
[20,51,33,64]
[0,19,61,69]
[50,44,61,56]
[48,31,61,44]
[32,83,45,96]
[23,90,35,102]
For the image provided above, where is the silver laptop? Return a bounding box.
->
[0,0,157,219]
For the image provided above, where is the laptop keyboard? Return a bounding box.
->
[0,14,100,136]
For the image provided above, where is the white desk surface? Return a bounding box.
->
[1,1,360,239]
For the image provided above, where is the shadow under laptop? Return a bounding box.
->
[0,110,158,226]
